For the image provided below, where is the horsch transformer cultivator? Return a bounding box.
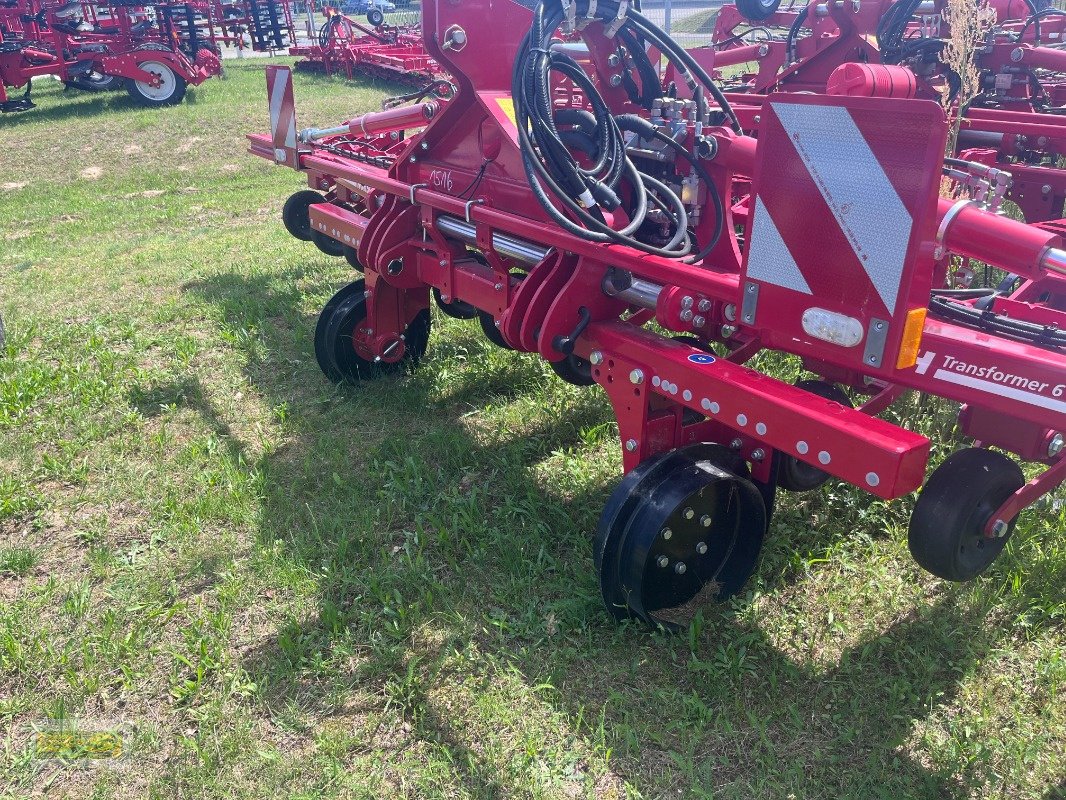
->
[251,0,1066,627]
[706,0,1066,223]
[0,0,293,112]
[289,6,445,84]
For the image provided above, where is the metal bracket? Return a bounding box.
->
[604,0,628,38]
[933,198,973,260]
[465,198,484,223]
[577,0,597,29]
[409,182,428,205]
[740,281,760,325]
[863,318,889,369]
[560,0,576,32]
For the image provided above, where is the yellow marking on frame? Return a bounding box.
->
[496,97,518,128]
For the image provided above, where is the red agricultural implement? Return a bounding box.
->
[0,0,224,111]
[289,6,445,84]
[0,0,294,112]
[703,0,1066,223]
[250,0,1066,628]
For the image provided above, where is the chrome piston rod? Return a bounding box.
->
[435,215,551,265]
[434,217,665,310]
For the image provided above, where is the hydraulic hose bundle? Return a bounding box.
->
[511,0,736,259]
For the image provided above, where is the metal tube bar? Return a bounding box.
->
[602,270,663,310]
[435,215,551,264]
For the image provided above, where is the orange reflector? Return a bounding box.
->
[896,307,927,370]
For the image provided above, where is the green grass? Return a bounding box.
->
[1,61,1064,800]
[671,8,719,36]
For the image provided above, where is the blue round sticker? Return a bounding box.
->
[687,353,716,365]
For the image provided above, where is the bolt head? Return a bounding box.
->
[409,156,417,163]
[730,438,743,450]
[1049,433,1064,457]
[696,541,708,554]
[697,299,712,313]
[692,315,706,328]
[991,519,1010,538]
[657,555,670,568]
[625,438,638,452]
[494,282,503,291]
[721,324,737,338]
[629,369,644,385]
[700,515,712,528]
[661,527,673,540]
[420,141,429,150]
[590,351,604,365]
[674,562,687,575]
[681,296,694,310]
[439,259,448,267]
[680,309,694,322]
[609,74,622,87]
[751,448,766,461]
[724,303,736,322]
[683,507,695,520]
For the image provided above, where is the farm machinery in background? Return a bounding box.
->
[250,0,1066,628]
[0,0,294,112]
[704,0,1066,223]
[289,1,446,84]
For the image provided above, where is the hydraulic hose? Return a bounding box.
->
[512,0,734,259]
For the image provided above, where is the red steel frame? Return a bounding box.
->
[700,0,1066,223]
[250,0,1066,561]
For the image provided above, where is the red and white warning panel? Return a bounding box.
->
[741,95,947,373]
[267,66,299,170]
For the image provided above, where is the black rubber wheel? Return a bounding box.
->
[313,280,365,379]
[596,443,766,629]
[549,354,595,386]
[126,59,187,106]
[311,229,345,258]
[342,245,364,272]
[314,280,430,383]
[366,7,384,26]
[777,380,853,492]
[282,190,324,241]
[908,448,1025,582]
[478,311,513,350]
[432,287,478,320]
[66,72,121,92]
[735,0,782,20]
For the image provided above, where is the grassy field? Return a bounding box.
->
[1,62,1064,800]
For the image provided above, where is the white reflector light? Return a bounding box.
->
[801,308,865,347]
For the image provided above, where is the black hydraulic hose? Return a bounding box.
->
[616,113,726,257]
[928,295,1066,348]
[626,10,742,132]
[785,4,808,64]
[514,0,704,257]
[1014,7,1066,43]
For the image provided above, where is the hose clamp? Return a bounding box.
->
[578,0,597,29]
[933,199,973,261]
[604,0,628,38]
[560,0,576,32]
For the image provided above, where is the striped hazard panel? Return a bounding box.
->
[267,66,298,169]
[741,95,946,374]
